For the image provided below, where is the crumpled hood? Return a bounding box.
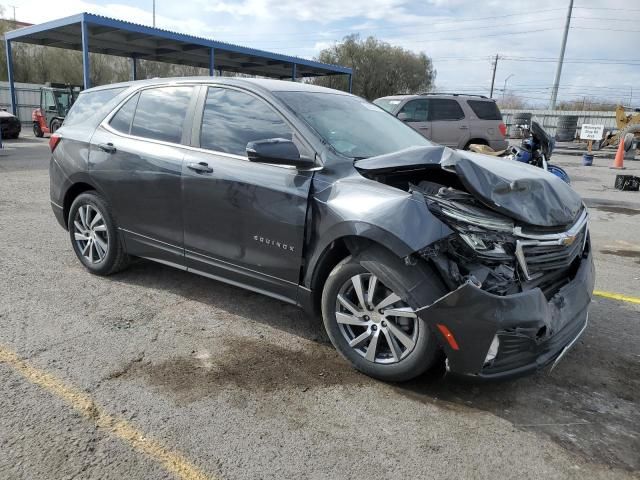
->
[354,146,583,227]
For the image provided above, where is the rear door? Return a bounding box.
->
[466,99,504,145]
[89,85,197,267]
[181,86,314,302]
[428,98,469,148]
[396,99,431,139]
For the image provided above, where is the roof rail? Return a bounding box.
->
[417,92,489,99]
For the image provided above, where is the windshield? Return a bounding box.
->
[53,90,74,116]
[274,91,432,159]
[372,98,402,113]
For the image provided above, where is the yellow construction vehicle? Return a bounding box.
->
[595,105,640,151]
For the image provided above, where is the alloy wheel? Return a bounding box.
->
[73,204,109,263]
[335,273,418,364]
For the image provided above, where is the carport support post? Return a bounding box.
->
[209,48,215,76]
[348,73,353,93]
[81,20,91,89]
[291,63,296,82]
[130,57,137,81]
[5,39,17,115]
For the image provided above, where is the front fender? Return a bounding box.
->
[303,176,452,286]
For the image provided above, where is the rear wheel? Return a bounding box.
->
[68,192,130,276]
[50,119,62,134]
[33,122,44,138]
[321,255,442,382]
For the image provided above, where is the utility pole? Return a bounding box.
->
[8,5,17,23]
[489,54,499,98]
[502,74,514,101]
[152,0,156,27]
[550,0,574,109]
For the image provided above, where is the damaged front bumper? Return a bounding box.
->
[418,246,594,380]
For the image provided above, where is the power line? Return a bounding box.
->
[574,6,640,12]
[216,7,569,41]
[571,26,639,33]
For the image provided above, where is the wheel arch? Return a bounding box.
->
[304,224,431,314]
[63,181,98,228]
[464,138,489,149]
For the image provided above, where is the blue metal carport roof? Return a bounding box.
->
[3,12,353,114]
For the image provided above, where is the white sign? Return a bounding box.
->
[580,124,604,141]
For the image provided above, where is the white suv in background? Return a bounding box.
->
[374,93,508,151]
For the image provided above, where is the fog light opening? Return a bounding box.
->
[484,335,500,366]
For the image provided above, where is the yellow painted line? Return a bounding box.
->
[0,345,215,480]
[594,290,640,305]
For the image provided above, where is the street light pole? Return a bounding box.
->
[502,74,514,102]
[152,0,156,27]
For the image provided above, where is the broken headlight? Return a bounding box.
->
[426,191,516,260]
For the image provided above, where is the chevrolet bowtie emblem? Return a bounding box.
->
[561,235,577,246]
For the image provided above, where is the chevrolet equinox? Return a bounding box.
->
[50,78,594,381]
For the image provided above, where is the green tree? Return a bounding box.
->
[313,34,436,100]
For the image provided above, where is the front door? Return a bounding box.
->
[428,98,469,148]
[43,89,58,129]
[182,86,313,303]
[397,99,431,139]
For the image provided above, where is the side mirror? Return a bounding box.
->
[246,138,314,168]
[397,112,409,121]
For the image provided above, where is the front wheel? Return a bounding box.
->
[33,122,44,138]
[321,255,442,382]
[68,192,130,276]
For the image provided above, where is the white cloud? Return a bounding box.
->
[8,0,640,105]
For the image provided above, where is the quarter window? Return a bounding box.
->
[429,99,465,121]
[467,100,502,120]
[130,87,193,144]
[398,99,428,122]
[200,87,292,156]
[64,87,126,126]
[109,93,139,134]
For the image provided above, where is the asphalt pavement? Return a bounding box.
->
[0,137,638,480]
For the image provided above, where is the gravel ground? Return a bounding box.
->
[0,137,638,480]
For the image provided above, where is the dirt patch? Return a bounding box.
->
[600,249,640,264]
[133,336,366,403]
[592,205,640,216]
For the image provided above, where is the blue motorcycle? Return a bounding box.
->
[507,121,570,184]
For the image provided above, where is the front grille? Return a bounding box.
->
[523,227,586,274]
[515,209,588,282]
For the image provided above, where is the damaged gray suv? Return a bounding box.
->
[50,78,594,382]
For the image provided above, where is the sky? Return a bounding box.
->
[5,0,640,106]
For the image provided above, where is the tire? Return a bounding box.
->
[50,119,62,134]
[68,192,130,276]
[321,253,445,382]
[618,123,640,152]
[33,122,44,138]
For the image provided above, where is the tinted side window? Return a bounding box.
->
[130,87,193,144]
[429,99,465,121]
[398,99,428,122]
[200,87,292,156]
[467,100,502,120]
[64,87,126,126]
[109,93,139,134]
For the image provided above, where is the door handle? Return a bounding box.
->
[187,162,213,174]
[98,143,116,154]
[459,126,469,130]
